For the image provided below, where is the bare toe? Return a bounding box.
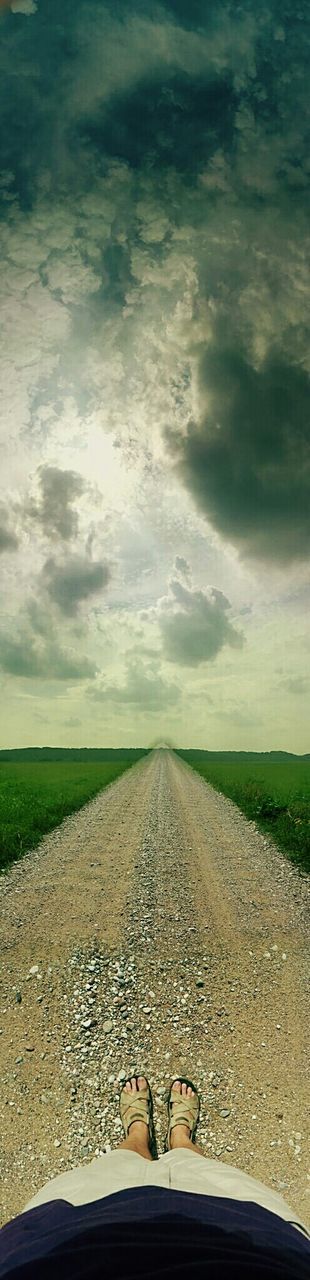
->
[124,1076,137,1093]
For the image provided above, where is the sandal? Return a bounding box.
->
[119,1075,158,1160]
[164,1077,200,1153]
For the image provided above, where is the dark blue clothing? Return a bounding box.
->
[0,1186,309,1278]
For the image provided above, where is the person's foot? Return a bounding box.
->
[169,1079,197,1148]
[122,1075,151,1147]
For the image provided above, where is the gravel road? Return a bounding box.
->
[0,748,309,1228]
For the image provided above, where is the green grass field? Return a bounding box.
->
[0,753,148,875]
[176,752,310,874]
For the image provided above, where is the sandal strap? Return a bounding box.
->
[120,1084,150,1135]
[169,1092,199,1134]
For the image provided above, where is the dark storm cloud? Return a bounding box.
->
[174,556,191,579]
[77,71,236,177]
[0,632,96,678]
[88,658,180,711]
[278,675,309,696]
[165,322,310,562]
[215,703,262,728]
[27,466,87,541]
[43,554,111,615]
[0,0,83,210]
[0,596,97,678]
[0,505,18,552]
[0,3,267,207]
[157,575,243,665]
[0,526,18,552]
[160,0,216,25]
[1,0,309,565]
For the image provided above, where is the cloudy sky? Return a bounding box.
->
[0,0,309,750]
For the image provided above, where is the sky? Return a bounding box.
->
[0,0,309,751]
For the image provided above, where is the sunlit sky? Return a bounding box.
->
[0,0,309,750]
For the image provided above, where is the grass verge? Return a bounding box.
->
[0,754,148,875]
[176,753,310,875]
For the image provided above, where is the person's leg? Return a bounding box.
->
[165,1083,310,1237]
[21,1076,157,1213]
[117,1075,154,1161]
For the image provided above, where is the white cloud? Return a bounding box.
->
[11,0,37,13]
[45,249,101,305]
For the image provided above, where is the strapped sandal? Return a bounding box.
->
[164,1077,200,1153]
[119,1075,158,1160]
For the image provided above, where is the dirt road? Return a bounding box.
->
[0,749,309,1227]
